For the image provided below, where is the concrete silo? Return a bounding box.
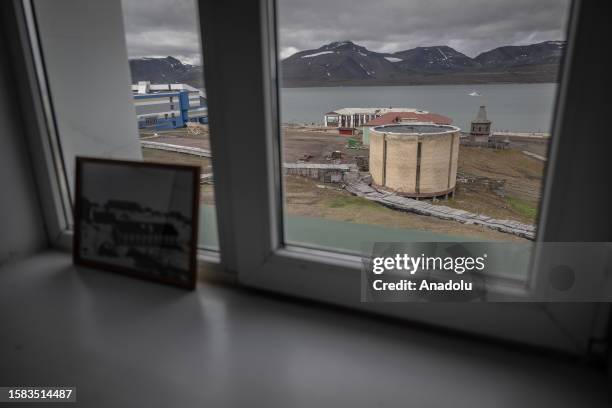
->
[369,124,461,198]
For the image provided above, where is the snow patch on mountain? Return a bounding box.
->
[301,51,335,58]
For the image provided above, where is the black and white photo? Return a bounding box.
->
[73,157,200,289]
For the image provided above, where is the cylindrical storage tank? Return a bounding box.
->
[369,124,460,198]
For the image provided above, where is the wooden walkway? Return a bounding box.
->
[344,180,536,240]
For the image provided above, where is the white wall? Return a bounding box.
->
[32,0,142,195]
[0,28,47,264]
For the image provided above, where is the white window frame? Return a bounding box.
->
[6,0,610,354]
[7,0,222,264]
[5,0,74,249]
[199,0,610,353]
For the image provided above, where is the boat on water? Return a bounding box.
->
[468,91,481,96]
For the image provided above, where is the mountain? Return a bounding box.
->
[281,40,565,86]
[474,41,565,68]
[281,41,479,81]
[387,46,480,73]
[127,40,565,88]
[281,41,398,82]
[128,56,204,88]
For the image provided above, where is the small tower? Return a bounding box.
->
[469,105,491,143]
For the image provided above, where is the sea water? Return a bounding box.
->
[280,83,558,133]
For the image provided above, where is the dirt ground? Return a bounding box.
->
[139,126,545,240]
[449,146,544,224]
[140,125,367,163]
[504,136,549,157]
[281,126,367,163]
[280,126,546,225]
[283,175,527,241]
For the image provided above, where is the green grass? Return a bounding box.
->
[326,195,381,209]
[506,196,537,220]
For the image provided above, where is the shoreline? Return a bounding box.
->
[280,80,559,89]
[281,123,551,137]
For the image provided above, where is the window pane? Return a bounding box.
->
[28,0,217,249]
[121,0,218,250]
[31,0,143,208]
[277,0,570,267]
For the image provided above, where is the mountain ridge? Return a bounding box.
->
[128,40,565,88]
[281,40,564,86]
[128,56,205,88]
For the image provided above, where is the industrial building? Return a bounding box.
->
[369,123,460,198]
[132,81,208,129]
[324,107,428,129]
[361,111,453,145]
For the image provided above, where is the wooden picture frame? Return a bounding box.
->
[73,157,200,289]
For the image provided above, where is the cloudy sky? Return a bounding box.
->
[122,0,570,64]
[121,0,202,64]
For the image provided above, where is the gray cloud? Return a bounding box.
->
[121,0,202,64]
[277,0,571,58]
[121,0,571,63]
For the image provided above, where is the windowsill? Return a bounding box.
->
[0,250,609,406]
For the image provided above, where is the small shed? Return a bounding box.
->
[338,127,354,136]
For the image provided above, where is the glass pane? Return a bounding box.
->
[31,0,144,209]
[121,0,218,250]
[277,0,570,266]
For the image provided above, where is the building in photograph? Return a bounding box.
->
[132,81,208,129]
[469,105,491,142]
[369,123,461,198]
[112,221,178,247]
[361,111,453,145]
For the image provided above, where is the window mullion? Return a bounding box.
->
[198,0,280,275]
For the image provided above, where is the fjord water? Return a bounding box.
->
[280,83,558,133]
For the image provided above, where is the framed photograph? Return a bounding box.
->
[73,157,200,289]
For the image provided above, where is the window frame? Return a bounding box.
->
[6,0,610,354]
[7,0,223,263]
[199,0,610,353]
[7,0,73,248]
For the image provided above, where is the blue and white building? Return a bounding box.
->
[132,81,208,129]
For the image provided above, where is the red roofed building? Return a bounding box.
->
[365,112,452,126]
[362,111,453,145]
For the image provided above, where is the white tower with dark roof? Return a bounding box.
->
[469,105,491,142]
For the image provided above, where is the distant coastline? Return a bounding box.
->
[280,79,560,88]
[281,65,560,88]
